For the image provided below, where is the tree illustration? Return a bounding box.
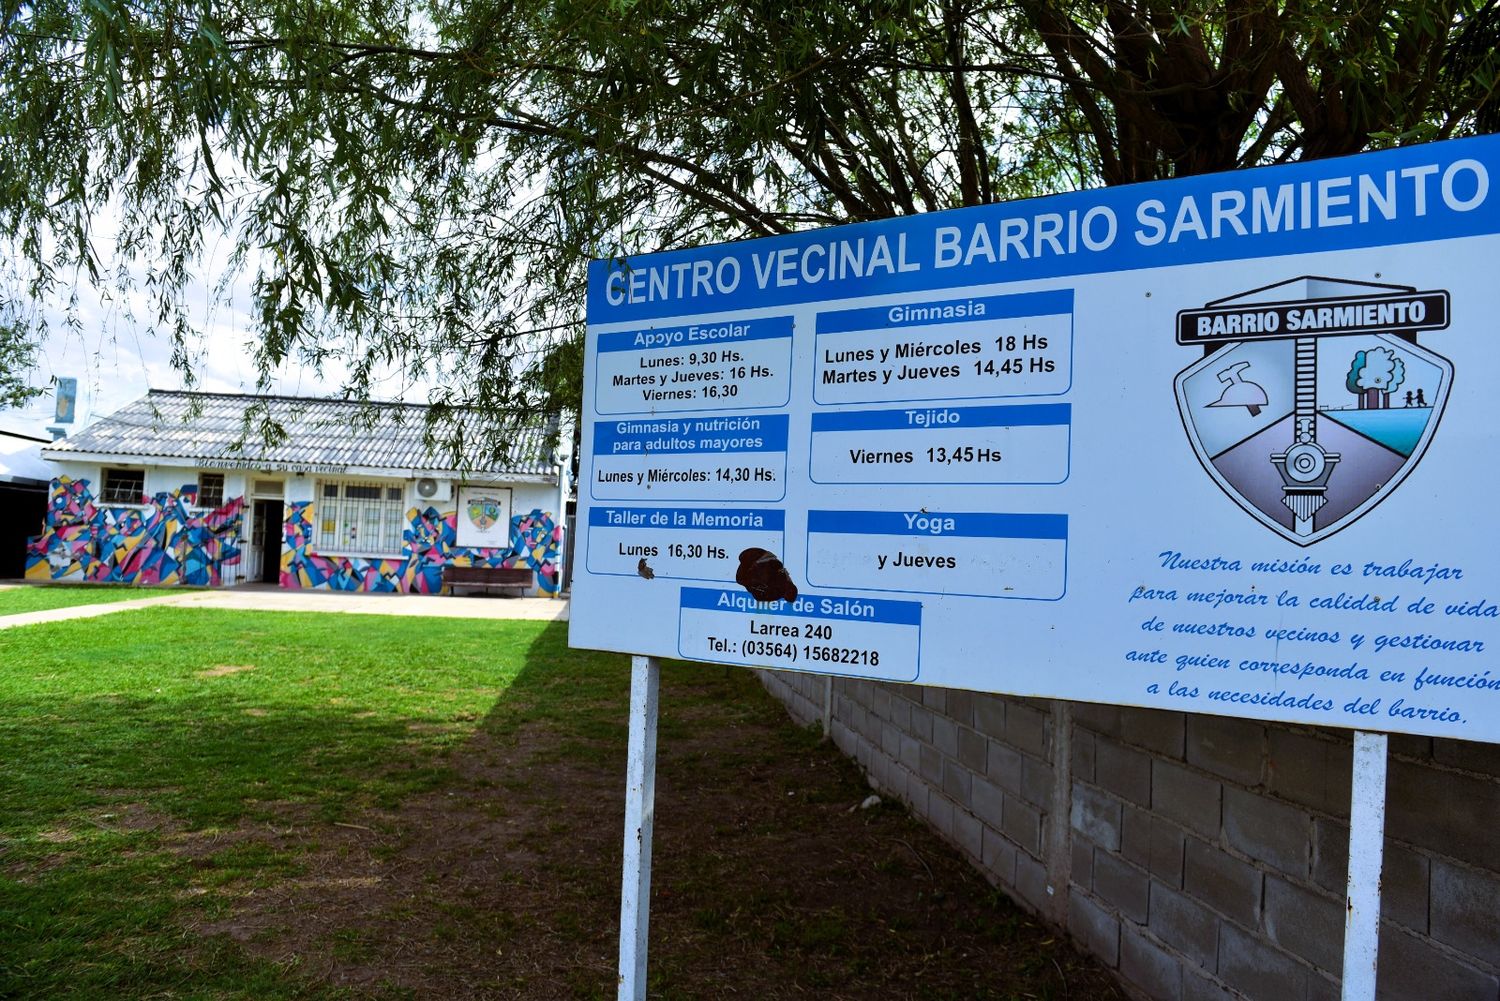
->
[1347,348,1406,409]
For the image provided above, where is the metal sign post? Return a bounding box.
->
[1341,731,1389,1001]
[617,655,660,1001]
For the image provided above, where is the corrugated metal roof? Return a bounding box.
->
[43,390,558,478]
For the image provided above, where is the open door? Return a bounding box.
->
[0,483,46,579]
[250,498,285,585]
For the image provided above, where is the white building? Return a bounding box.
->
[28,390,566,594]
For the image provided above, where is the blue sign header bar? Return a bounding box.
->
[592,414,789,455]
[816,289,1074,335]
[597,315,793,354]
[680,586,923,625]
[589,136,1500,324]
[811,403,1071,433]
[807,510,1068,540]
[588,506,786,531]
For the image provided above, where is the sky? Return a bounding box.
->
[0,157,445,441]
[0,259,428,440]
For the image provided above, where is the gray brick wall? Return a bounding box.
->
[757,670,1500,1000]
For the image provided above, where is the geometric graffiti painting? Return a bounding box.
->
[27,477,559,595]
[281,501,561,594]
[25,477,244,584]
[1175,276,1453,546]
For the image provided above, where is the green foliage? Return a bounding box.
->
[0,0,1494,428]
[1018,1,1500,183]
[0,312,43,409]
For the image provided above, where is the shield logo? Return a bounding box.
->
[467,498,502,532]
[1174,277,1453,546]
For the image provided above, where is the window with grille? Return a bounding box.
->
[314,479,408,555]
[197,472,225,508]
[100,467,146,505]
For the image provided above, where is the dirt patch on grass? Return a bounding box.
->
[186,740,621,995]
[6,804,182,882]
[94,803,179,833]
[34,804,178,843]
[198,664,257,678]
[181,668,1126,1001]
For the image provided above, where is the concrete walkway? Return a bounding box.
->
[0,583,569,631]
[0,592,194,631]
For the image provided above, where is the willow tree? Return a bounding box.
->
[1,0,1495,441]
[0,317,42,408]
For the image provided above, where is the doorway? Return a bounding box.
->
[251,498,285,585]
[0,483,47,579]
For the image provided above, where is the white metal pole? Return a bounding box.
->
[554,439,570,597]
[618,655,660,1001]
[1341,730,1389,1001]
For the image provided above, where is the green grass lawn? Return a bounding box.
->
[0,608,1121,1001]
[0,607,558,998]
[0,583,168,617]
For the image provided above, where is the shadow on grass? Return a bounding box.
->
[0,612,1124,1001]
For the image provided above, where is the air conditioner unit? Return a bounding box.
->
[414,477,453,503]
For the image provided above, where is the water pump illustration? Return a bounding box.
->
[1269,338,1340,536]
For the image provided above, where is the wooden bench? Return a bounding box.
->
[443,565,533,597]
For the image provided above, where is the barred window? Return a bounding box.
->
[100,467,145,505]
[314,479,407,555]
[197,472,225,508]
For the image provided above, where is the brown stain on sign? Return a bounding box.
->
[735,548,798,603]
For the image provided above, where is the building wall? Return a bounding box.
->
[278,493,563,595]
[26,472,562,595]
[759,671,1500,1000]
[45,461,239,503]
[24,476,244,585]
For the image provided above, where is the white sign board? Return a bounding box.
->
[570,135,1500,743]
[454,486,512,549]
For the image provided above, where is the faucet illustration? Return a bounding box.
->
[1208,361,1268,417]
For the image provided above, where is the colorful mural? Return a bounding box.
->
[510,510,563,594]
[23,477,558,595]
[280,503,562,595]
[24,477,244,586]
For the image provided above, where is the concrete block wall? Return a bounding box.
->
[758,670,1500,1000]
[760,670,1072,923]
